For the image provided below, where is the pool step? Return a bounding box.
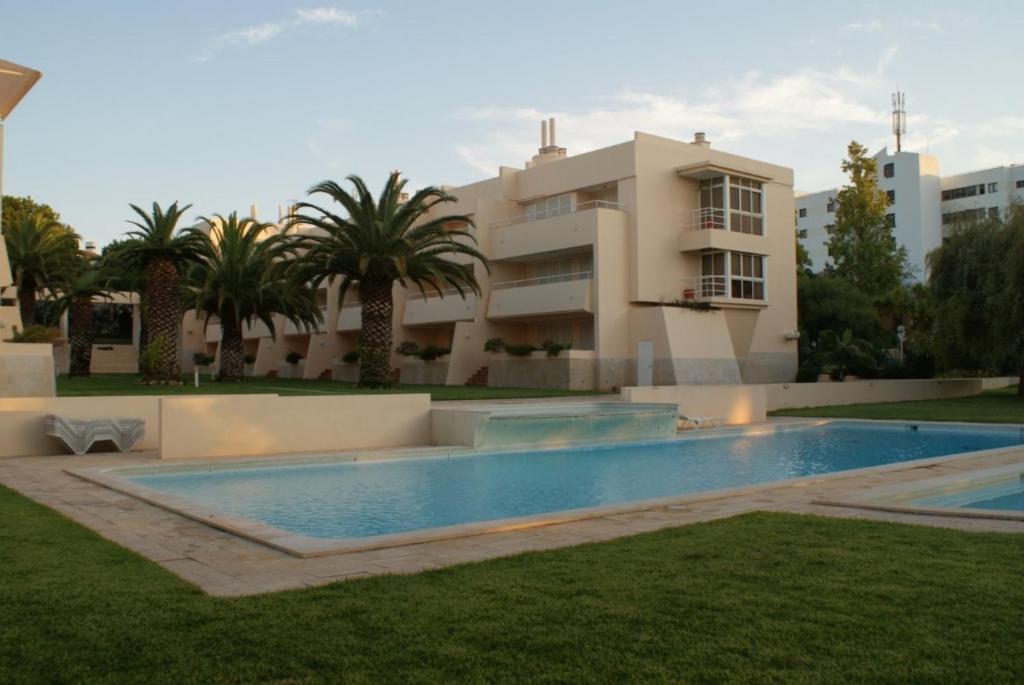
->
[465,366,489,387]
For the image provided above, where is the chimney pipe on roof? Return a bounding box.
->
[249,203,257,219]
[692,131,711,148]
[541,120,548,148]
[549,117,556,147]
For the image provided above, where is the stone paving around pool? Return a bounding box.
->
[1,426,1022,596]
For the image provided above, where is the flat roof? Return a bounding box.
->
[0,58,42,121]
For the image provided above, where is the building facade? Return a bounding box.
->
[192,128,799,390]
[797,148,1024,276]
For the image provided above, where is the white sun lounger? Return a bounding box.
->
[678,413,725,430]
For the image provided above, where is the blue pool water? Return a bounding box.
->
[128,422,1024,540]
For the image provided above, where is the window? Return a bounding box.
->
[730,252,765,300]
[798,208,807,218]
[728,177,764,235]
[942,184,982,201]
[1017,180,1024,189]
[989,207,1000,219]
[700,251,728,297]
[885,213,895,228]
[988,182,998,193]
[883,163,895,178]
[826,201,835,213]
[536,321,593,351]
[942,208,986,226]
[886,190,895,205]
[525,194,573,222]
[797,228,808,239]
[533,253,593,280]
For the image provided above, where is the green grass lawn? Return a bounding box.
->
[771,385,1024,423]
[57,373,603,401]
[1,484,1021,683]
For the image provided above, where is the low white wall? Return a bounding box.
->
[764,378,989,410]
[0,396,163,457]
[621,385,767,425]
[981,376,1019,391]
[0,342,56,398]
[158,393,432,459]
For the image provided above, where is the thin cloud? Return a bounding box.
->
[195,7,377,61]
[844,20,884,33]
[905,20,943,33]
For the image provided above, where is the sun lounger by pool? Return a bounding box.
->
[45,414,145,455]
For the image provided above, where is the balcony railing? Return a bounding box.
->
[409,286,467,300]
[680,275,728,300]
[685,207,727,231]
[490,200,623,228]
[492,270,592,290]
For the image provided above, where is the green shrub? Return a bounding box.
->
[243,354,256,365]
[418,345,450,361]
[504,343,536,357]
[4,325,60,343]
[192,352,215,367]
[483,337,505,352]
[396,341,421,356]
[139,335,168,375]
[540,339,572,357]
[795,363,820,383]
[285,351,303,365]
[342,350,359,364]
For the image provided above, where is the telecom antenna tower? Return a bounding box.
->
[892,91,907,151]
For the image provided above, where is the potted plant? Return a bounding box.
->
[504,343,537,357]
[281,351,305,379]
[395,341,421,357]
[417,345,450,362]
[483,337,505,353]
[540,339,572,358]
[243,353,256,376]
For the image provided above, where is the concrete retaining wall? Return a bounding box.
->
[764,378,988,410]
[622,385,767,425]
[158,393,432,459]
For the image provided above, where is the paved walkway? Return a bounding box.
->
[1,441,1021,596]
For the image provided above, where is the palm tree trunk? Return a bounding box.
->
[142,257,182,383]
[17,278,36,329]
[219,312,244,382]
[68,296,94,377]
[359,281,394,387]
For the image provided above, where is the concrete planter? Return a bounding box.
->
[487,350,595,390]
[399,356,450,385]
[243,363,255,377]
[277,361,305,380]
[332,363,359,383]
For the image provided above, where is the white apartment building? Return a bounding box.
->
[797,149,1024,277]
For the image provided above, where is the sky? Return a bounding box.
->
[2,0,1023,247]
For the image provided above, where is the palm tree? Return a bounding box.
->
[289,172,489,387]
[51,254,113,377]
[121,202,204,383]
[3,212,79,326]
[183,213,322,381]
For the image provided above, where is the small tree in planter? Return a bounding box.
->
[483,337,505,353]
[504,343,537,357]
[540,339,572,358]
[417,345,450,361]
[395,341,421,357]
[286,351,303,365]
[192,351,215,369]
[342,350,360,364]
[243,353,256,376]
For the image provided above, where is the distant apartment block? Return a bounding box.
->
[187,126,800,390]
[797,148,1024,276]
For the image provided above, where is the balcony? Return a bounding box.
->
[489,201,626,261]
[337,304,361,332]
[679,208,769,255]
[487,271,592,319]
[204,319,221,344]
[680,275,767,308]
[403,288,477,326]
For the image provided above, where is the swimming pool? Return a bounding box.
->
[112,421,1024,549]
[912,472,1024,512]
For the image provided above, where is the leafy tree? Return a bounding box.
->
[797,273,882,346]
[3,212,79,325]
[183,213,322,381]
[121,202,204,383]
[819,328,877,380]
[928,207,1024,394]
[103,237,149,351]
[795,229,813,275]
[1,195,63,228]
[826,141,910,297]
[289,173,489,387]
[50,253,113,377]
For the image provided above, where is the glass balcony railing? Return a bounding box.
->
[491,270,592,290]
[490,201,623,228]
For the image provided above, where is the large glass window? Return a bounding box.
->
[729,252,765,300]
[729,177,763,235]
[525,194,573,222]
[700,251,727,297]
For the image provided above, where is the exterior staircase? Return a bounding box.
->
[465,366,489,387]
[89,344,139,374]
